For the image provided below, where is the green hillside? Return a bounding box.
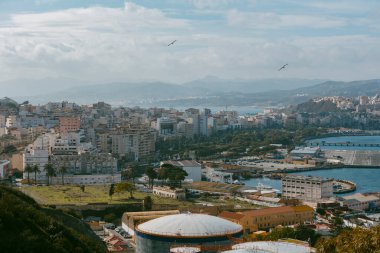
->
[0,186,107,253]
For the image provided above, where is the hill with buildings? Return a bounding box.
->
[0,186,107,253]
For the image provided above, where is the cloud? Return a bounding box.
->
[0,1,379,84]
[226,10,347,29]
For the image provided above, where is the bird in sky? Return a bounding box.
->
[167,40,177,46]
[278,64,288,71]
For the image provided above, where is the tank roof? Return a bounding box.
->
[232,241,312,253]
[137,213,242,237]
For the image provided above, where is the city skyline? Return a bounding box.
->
[0,0,379,87]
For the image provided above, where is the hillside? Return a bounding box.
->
[0,186,107,253]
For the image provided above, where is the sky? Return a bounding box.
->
[0,0,379,84]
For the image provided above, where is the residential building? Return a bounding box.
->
[161,160,202,182]
[0,160,10,180]
[219,205,314,234]
[58,116,81,133]
[282,175,333,202]
[340,193,380,211]
[111,125,155,161]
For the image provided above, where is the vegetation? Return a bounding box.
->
[145,167,157,188]
[115,182,136,199]
[143,196,153,211]
[0,185,106,253]
[316,226,380,253]
[158,163,188,188]
[156,127,327,159]
[108,183,115,200]
[44,163,56,185]
[265,226,319,245]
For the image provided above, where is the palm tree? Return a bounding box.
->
[58,166,68,185]
[44,163,55,185]
[32,164,40,184]
[24,164,33,185]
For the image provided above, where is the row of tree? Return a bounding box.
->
[24,163,67,185]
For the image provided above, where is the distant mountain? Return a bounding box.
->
[157,79,380,107]
[21,77,325,105]
[27,82,210,105]
[183,76,326,93]
[0,77,91,99]
[292,79,380,97]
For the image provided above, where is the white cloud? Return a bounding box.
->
[0,1,379,84]
[226,10,347,29]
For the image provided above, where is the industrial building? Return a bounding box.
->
[135,213,243,253]
[282,175,333,202]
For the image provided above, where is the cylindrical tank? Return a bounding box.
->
[135,213,243,253]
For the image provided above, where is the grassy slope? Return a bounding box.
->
[0,186,107,253]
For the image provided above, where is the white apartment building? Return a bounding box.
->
[50,173,121,185]
[23,146,49,182]
[282,175,333,202]
[161,160,202,182]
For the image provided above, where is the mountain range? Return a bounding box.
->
[3,77,380,107]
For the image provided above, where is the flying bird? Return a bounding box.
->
[278,64,288,71]
[167,40,177,46]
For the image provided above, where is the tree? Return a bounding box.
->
[124,165,139,185]
[109,184,115,200]
[158,163,188,188]
[32,164,40,184]
[24,164,33,185]
[58,166,68,185]
[143,196,153,211]
[145,167,157,188]
[44,163,55,185]
[115,182,136,199]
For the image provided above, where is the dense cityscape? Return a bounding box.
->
[1,93,380,252]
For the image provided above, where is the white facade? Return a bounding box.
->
[161,160,202,182]
[50,173,121,185]
[23,146,49,182]
[282,175,333,202]
[341,193,380,211]
[0,160,10,179]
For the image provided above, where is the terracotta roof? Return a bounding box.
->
[292,205,314,213]
[242,206,295,216]
[235,205,314,217]
[219,211,245,221]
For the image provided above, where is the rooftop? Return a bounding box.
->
[162,160,201,167]
[137,213,242,237]
[283,174,333,182]
[232,241,313,253]
[343,193,380,202]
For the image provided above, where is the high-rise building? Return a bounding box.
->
[111,125,155,161]
[58,116,81,133]
[282,175,333,202]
